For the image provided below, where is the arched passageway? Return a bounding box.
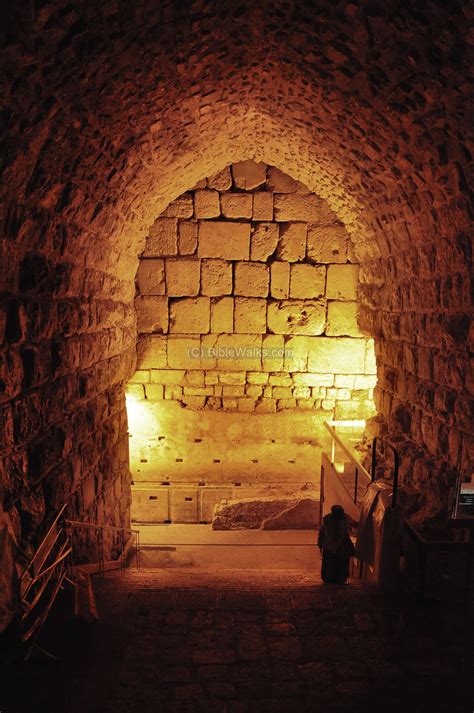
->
[0,0,472,628]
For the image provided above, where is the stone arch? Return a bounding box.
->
[0,1,472,626]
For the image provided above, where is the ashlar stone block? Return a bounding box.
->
[136,259,165,295]
[135,296,168,334]
[289,264,326,299]
[326,264,358,301]
[234,262,269,297]
[169,297,210,334]
[137,335,167,369]
[144,218,178,256]
[200,334,218,369]
[267,300,325,336]
[221,193,253,219]
[167,336,201,369]
[277,223,306,262]
[178,221,198,255]
[198,222,250,260]
[232,160,267,190]
[150,369,185,384]
[234,297,267,334]
[216,333,262,370]
[253,192,273,220]
[308,337,366,374]
[161,194,193,218]
[201,259,232,296]
[293,372,334,387]
[271,262,290,299]
[207,167,232,191]
[274,194,330,222]
[250,223,279,261]
[247,372,269,384]
[307,224,348,263]
[262,335,284,371]
[266,167,299,193]
[194,190,220,219]
[165,259,200,296]
[326,301,362,336]
[284,336,309,371]
[211,297,234,333]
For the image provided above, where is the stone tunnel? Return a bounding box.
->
[0,1,473,709]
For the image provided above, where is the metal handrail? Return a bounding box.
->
[324,421,371,505]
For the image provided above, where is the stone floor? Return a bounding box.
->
[2,561,472,713]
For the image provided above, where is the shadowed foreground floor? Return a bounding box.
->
[1,565,472,713]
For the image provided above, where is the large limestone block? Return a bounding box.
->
[212,496,319,530]
[234,262,269,297]
[290,264,326,298]
[207,166,232,191]
[178,221,198,255]
[262,334,284,371]
[271,262,290,299]
[194,189,220,218]
[136,259,165,295]
[308,337,366,373]
[165,384,183,399]
[169,297,210,334]
[274,194,329,222]
[248,372,269,384]
[284,335,309,371]
[267,300,325,335]
[200,334,218,369]
[253,192,273,220]
[198,222,250,260]
[167,336,201,369]
[326,301,362,336]
[201,259,232,296]
[135,296,169,334]
[162,194,193,218]
[137,335,167,369]
[150,369,185,384]
[220,192,253,219]
[250,223,279,261]
[165,258,200,296]
[307,224,348,263]
[211,297,234,333]
[263,499,320,528]
[144,218,178,256]
[326,264,358,301]
[266,167,299,193]
[145,384,164,400]
[365,339,377,374]
[231,160,267,190]
[293,372,334,387]
[216,334,262,370]
[218,371,246,384]
[234,297,267,333]
[277,223,306,261]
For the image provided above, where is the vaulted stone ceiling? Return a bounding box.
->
[0,0,472,581]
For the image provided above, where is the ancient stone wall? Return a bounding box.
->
[0,0,472,628]
[129,162,376,418]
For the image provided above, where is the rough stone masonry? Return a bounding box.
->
[129,161,377,418]
[0,0,472,630]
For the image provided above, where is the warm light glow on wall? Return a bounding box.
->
[125,393,160,437]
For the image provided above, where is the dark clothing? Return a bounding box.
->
[318,511,355,584]
[321,549,351,585]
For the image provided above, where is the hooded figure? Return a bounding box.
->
[318,505,355,584]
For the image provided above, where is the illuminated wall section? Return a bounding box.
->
[128,161,377,419]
